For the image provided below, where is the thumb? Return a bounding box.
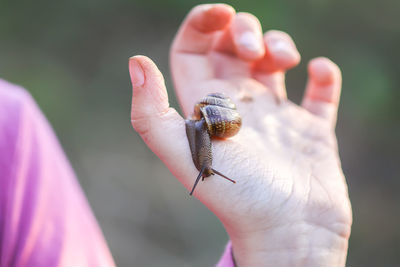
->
[129,55,196,191]
[130,55,169,127]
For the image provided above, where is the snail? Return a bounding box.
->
[185,93,242,195]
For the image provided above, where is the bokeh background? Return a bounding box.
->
[1,0,399,266]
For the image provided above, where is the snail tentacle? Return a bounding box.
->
[212,169,236,183]
[190,165,206,196]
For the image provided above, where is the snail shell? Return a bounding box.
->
[192,93,242,138]
[185,93,241,195]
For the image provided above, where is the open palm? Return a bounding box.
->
[130,4,352,266]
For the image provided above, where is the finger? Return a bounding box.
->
[301,57,342,127]
[253,30,301,100]
[170,4,235,91]
[129,56,169,121]
[260,30,301,72]
[215,12,265,61]
[172,4,235,54]
[129,55,199,192]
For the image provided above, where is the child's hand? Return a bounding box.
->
[129,4,352,266]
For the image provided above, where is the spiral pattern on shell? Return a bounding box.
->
[193,93,242,138]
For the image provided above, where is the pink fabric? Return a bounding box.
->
[0,78,233,266]
[0,79,115,267]
[216,241,235,267]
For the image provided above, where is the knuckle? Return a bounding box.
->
[131,117,152,140]
[131,108,181,143]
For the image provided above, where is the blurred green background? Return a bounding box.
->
[1,0,399,266]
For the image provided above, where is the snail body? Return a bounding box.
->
[185,93,242,195]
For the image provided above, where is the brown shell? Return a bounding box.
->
[193,93,241,138]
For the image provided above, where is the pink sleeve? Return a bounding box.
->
[0,79,115,267]
[216,241,236,267]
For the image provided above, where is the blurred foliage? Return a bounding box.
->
[1,0,399,266]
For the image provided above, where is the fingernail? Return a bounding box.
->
[129,57,145,87]
[200,4,213,13]
[237,31,262,52]
[269,39,293,54]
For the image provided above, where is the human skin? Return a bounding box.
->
[129,4,352,267]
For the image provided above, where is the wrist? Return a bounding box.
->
[228,222,350,267]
